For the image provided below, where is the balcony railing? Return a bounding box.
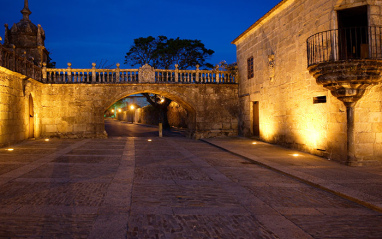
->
[0,44,42,80]
[307,26,382,66]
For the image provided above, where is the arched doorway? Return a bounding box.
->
[103,91,196,137]
[28,94,34,138]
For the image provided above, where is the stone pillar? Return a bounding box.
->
[11,45,16,72]
[91,63,96,83]
[175,64,179,82]
[42,62,47,83]
[23,51,27,76]
[195,64,200,83]
[345,102,356,165]
[67,63,72,83]
[308,60,382,165]
[116,63,120,82]
[215,65,220,83]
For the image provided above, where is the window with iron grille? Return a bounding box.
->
[247,57,254,79]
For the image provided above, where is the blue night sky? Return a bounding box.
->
[1,0,281,69]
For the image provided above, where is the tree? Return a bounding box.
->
[92,59,115,69]
[124,36,166,68]
[124,36,214,69]
[46,49,56,68]
[216,60,237,75]
[141,93,172,129]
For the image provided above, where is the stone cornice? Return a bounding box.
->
[232,0,295,45]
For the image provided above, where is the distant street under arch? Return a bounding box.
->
[104,118,185,137]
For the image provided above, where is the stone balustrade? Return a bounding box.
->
[43,63,237,84]
[0,44,42,80]
[0,44,236,84]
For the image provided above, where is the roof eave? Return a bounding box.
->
[232,0,293,45]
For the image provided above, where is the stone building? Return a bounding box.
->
[233,0,382,165]
[3,0,49,66]
[0,1,238,147]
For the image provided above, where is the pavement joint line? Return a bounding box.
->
[200,139,382,214]
[167,138,312,239]
[0,139,91,186]
[88,138,135,239]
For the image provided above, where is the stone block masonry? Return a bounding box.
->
[0,67,42,147]
[233,0,382,164]
[37,83,238,139]
[0,66,239,145]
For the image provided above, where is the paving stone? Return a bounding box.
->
[0,137,381,238]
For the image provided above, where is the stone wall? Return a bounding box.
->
[0,66,238,145]
[37,83,238,139]
[0,67,42,147]
[168,102,188,128]
[234,0,382,164]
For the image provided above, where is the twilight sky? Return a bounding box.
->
[1,0,281,69]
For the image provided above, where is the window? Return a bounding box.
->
[247,57,254,79]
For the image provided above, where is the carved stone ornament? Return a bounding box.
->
[268,54,275,81]
[23,79,32,97]
[138,64,155,83]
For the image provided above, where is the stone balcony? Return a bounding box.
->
[307,26,382,165]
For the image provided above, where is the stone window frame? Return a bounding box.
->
[247,56,254,79]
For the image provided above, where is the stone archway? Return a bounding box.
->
[103,90,197,136]
[38,83,238,139]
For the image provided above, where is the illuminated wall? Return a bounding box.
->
[36,84,239,140]
[234,0,382,164]
[0,68,42,147]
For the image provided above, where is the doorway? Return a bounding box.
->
[252,101,259,137]
[29,94,34,138]
[337,5,369,59]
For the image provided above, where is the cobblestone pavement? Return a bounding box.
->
[0,137,382,238]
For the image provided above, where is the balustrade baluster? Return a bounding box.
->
[122,72,126,82]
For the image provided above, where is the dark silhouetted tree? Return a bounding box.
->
[124,36,214,69]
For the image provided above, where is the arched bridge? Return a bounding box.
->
[0,46,239,146]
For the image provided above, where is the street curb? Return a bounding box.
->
[200,139,382,214]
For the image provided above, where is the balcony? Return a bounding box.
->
[308,26,382,65]
[307,26,382,165]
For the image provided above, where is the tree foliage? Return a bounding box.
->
[124,36,214,69]
[141,93,172,129]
